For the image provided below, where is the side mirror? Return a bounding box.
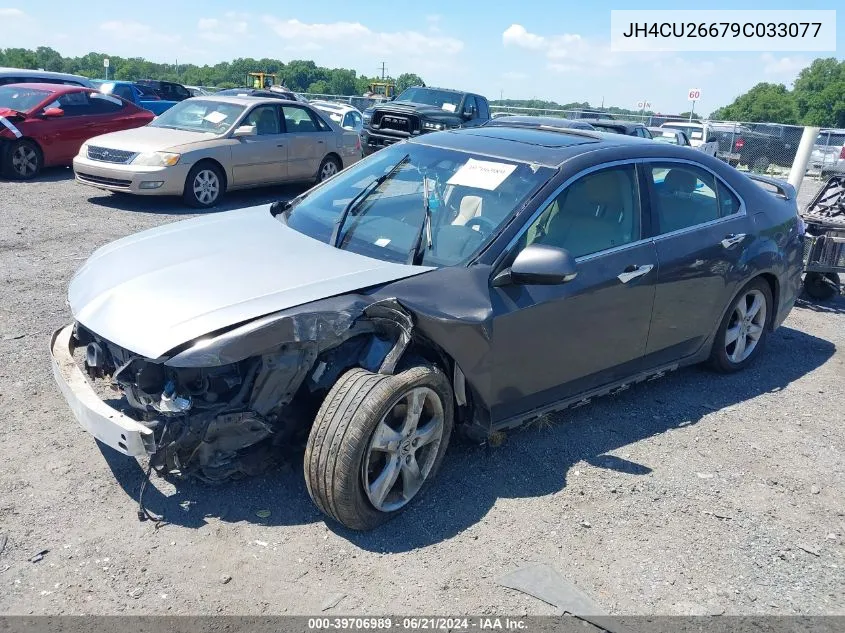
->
[43,107,64,118]
[232,125,257,138]
[462,110,474,120]
[492,244,578,287]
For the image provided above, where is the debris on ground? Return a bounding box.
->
[321,592,347,612]
[496,563,630,633]
[0,534,7,556]
[29,550,48,563]
[797,544,821,557]
[220,574,232,585]
[255,510,271,519]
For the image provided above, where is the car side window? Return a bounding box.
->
[244,105,281,135]
[477,98,490,120]
[174,85,190,100]
[282,106,319,133]
[522,165,642,258]
[717,181,741,216]
[87,92,125,114]
[54,92,95,116]
[111,84,134,101]
[648,163,722,235]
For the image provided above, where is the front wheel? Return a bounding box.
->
[708,278,772,373]
[4,139,42,180]
[183,162,223,208]
[304,364,454,531]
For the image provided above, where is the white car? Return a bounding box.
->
[310,100,364,133]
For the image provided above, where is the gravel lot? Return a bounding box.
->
[0,169,843,616]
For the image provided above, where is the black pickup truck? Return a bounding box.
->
[361,86,491,155]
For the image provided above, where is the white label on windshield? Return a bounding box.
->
[204,111,228,124]
[91,92,122,105]
[691,131,703,139]
[375,237,391,247]
[447,158,517,191]
[441,103,456,112]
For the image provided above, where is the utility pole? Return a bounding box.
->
[379,62,387,80]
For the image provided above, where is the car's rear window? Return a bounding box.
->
[0,85,51,112]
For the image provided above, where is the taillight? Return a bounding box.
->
[839,146,845,159]
[734,137,745,150]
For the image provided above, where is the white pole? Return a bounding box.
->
[788,126,821,190]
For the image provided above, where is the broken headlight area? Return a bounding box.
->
[71,323,317,482]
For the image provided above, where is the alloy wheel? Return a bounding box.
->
[12,145,38,177]
[320,160,339,181]
[725,288,767,363]
[193,169,220,205]
[362,386,445,512]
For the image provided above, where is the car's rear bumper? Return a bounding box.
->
[50,324,155,457]
[72,156,190,196]
[810,157,845,174]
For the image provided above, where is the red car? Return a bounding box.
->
[0,83,154,180]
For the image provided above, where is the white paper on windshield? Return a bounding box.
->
[375,238,391,247]
[204,111,228,124]
[441,103,456,112]
[690,131,703,139]
[447,158,517,191]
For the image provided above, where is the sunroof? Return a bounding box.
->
[463,126,598,147]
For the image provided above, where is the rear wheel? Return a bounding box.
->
[304,364,453,531]
[183,162,223,208]
[752,155,770,172]
[4,139,42,180]
[317,155,340,183]
[803,272,840,301]
[708,278,772,373]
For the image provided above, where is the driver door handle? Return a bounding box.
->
[721,233,746,248]
[617,264,654,284]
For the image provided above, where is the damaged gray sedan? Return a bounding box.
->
[51,125,804,530]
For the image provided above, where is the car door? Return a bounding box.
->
[490,163,658,421]
[282,105,333,180]
[85,91,137,136]
[229,104,288,186]
[40,91,101,163]
[641,160,752,367]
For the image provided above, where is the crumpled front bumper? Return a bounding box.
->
[50,324,155,457]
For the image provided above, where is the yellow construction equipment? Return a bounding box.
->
[247,72,278,89]
[365,81,396,100]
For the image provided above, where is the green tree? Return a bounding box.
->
[307,80,330,94]
[793,58,845,128]
[709,83,797,124]
[395,73,425,92]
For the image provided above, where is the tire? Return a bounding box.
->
[752,155,770,172]
[183,161,224,208]
[304,364,454,531]
[708,278,773,373]
[3,139,42,180]
[317,155,341,183]
[803,272,839,302]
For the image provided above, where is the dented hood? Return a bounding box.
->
[69,205,433,359]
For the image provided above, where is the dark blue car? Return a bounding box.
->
[92,80,178,116]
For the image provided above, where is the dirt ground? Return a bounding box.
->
[0,170,842,616]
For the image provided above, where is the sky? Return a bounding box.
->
[0,1,841,114]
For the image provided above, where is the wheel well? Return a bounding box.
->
[758,273,779,327]
[325,152,342,169]
[192,158,228,191]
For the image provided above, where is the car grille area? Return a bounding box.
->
[373,111,419,135]
[76,172,132,188]
[87,146,137,164]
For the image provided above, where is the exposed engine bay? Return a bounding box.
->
[71,298,416,482]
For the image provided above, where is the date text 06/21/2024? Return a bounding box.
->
[307,617,528,630]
